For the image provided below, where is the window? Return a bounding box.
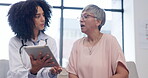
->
[48,0,123,67]
[0,0,123,68]
[0,6,13,59]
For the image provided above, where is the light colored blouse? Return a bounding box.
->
[7,32,58,78]
[66,34,128,78]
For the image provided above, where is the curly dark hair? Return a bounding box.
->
[8,0,52,42]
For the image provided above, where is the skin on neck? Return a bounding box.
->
[87,29,102,40]
[32,29,39,41]
[86,29,103,46]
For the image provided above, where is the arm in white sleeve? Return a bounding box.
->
[28,72,37,78]
[37,68,57,78]
[7,38,31,78]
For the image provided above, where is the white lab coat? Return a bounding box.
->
[7,32,58,78]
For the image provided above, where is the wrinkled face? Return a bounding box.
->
[80,11,101,34]
[33,6,45,31]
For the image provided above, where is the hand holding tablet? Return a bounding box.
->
[24,46,59,67]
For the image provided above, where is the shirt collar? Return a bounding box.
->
[31,32,45,45]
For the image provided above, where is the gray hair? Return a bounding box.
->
[82,4,106,30]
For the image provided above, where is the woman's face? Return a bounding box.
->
[33,6,45,31]
[80,11,101,34]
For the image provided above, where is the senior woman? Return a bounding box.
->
[66,4,129,78]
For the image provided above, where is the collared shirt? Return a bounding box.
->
[7,32,58,78]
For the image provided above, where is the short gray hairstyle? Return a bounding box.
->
[82,4,106,30]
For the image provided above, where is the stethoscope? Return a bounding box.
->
[19,38,48,69]
[19,40,27,54]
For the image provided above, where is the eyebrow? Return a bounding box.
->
[35,13,44,15]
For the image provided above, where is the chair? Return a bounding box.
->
[0,59,68,78]
[0,59,9,78]
[126,61,139,78]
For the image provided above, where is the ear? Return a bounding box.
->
[96,20,102,27]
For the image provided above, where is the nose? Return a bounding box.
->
[41,15,45,22]
[80,16,84,22]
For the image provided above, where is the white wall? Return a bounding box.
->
[124,0,148,78]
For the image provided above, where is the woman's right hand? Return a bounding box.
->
[29,52,53,75]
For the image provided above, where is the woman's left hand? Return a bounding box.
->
[50,66,62,75]
[110,62,129,78]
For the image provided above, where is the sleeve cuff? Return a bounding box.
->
[48,69,57,78]
[28,71,37,78]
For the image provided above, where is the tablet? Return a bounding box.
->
[24,45,59,67]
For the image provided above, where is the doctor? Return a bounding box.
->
[7,0,62,78]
